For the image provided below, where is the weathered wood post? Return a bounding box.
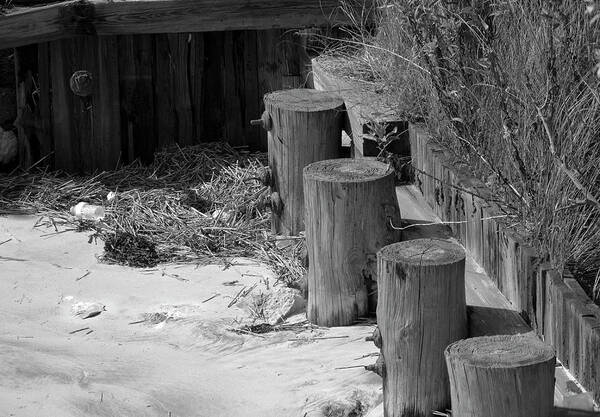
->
[376,238,467,417]
[445,334,556,417]
[256,89,344,236]
[303,158,401,326]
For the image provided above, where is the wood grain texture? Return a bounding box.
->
[188,32,205,146]
[257,29,310,149]
[221,31,244,146]
[48,35,121,172]
[200,31,225,141]
[11,28,313,170]
[312,56,411,160]
[0,0,356,49]
[36,42,53,161]
[93,35,121,170]
[543,269,600,404]
[265,89,344,236]
[118,34,156,163]
[553,409,600,417]
[168,33,194,146]
[14,44,40,167]
[445,334,555,417]
[49,38,82,172]
[241,30,260,148]
[304,158,401,326]
[153,33,177,149]
[377,238,466,417]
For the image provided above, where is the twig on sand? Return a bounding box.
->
[161,271,189,282]
[76,270,91,281]
[290,335,350,341]
[226,328,267,338]
[354,352,380,360]
[202,293,220,303]
[0,255,27,262]
[0,238,11,246]
[227,286,248,308]
[335,365,367,370]
[69,327,90,334]
[128,319,146,325]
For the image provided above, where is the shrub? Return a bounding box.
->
[329,0,600,299]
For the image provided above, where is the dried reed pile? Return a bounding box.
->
[0,142,306,284]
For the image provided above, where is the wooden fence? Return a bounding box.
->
[410,123,600,405]
[13,30,309,171]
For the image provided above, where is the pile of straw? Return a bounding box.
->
[0,142,306,284]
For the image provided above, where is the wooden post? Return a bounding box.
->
[445,334,556,417]
[376,238,467,417]
[303,158,401,326]
[262,89,344,236]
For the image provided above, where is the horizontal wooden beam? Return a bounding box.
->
[0,0,368,49]
[553,408,600,417]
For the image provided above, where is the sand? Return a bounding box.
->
[0,215,382,417]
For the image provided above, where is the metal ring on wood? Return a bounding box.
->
[69,70,93,97]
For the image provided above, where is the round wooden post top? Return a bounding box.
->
[264,89,344,112]
[378,238,465,266]
[445,334,555,368]
[304,158,393,183]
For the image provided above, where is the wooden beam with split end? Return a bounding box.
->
[0,0,370,49]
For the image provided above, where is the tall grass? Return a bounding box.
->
[323,0,600,299]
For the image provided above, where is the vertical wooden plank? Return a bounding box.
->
[257,29,282,97]
[167,33,194,146]
[93,36,121,171]
[277,29,310,89]
[242,30,261,149]
[189,32,205,144]
[257,29,309,104]
[14,44,40,168]
[536,266,547,339]
[49,39,78,172]
[118,34,156,164]
[544,270,556,347]
[221,31,244,146]
[50,36,121,172]
[201,31,225,141]
[154,34,176,149]
[554,273,566,362]
[69,37,96,173]
[581,315,600,403]
[219,30,262,148]
[37,42,52,162]
[0,49,16,129]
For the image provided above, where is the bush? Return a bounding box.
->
[331,0,600,299]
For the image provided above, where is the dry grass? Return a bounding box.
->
[0,142,306,286]
[322,0,600,300]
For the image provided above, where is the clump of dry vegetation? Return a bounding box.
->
[323,0,600,300]
[0,142,306,284]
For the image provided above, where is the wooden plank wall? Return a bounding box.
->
[410,122,600,405]
[409,123,535,318]
[15,29,310,171]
